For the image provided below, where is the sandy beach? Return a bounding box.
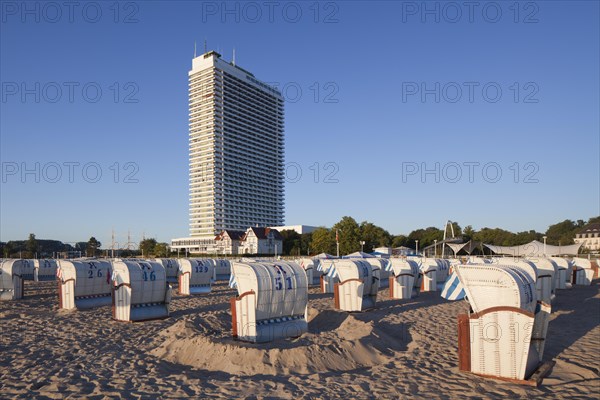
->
[1,280,598,399]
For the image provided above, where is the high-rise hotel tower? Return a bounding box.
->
[188,51,285,237]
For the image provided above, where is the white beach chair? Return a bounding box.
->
[178,259,213,295]
[212,259,232,281]
[0,259,26,300]
[549,257,571,289]
[387,258,419,300]
[454,263,553,384]
[112,260,172,322]
[57,260,113,310]
[332,259,379,312]
[230,260,308,343]
[32,259,58,281]
[153,258,180,284]
[570,257,598,285]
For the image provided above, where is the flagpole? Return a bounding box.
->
[336,229,340,258]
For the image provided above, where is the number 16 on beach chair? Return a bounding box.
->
[112,260,172,322]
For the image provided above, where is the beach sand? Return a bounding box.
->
[1,280,598,399]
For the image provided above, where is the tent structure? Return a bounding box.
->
[447,241,485,256]
[484,241,582,257]
[422,238,463,258]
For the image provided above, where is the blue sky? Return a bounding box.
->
[1,0,599,246]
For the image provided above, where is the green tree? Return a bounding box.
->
[280,230,301,256]
[332,216,361,255]
[462,225,475,241]
[512,230,542,246]
[446,221,462,238]
[86,237,101,257]
[587,216,600,225]
[359,221,392,252]
[120,249,134,258]
[391,235,408,248]
[300,232,313,256]
[26,233,38,257]
[545,220,577,245]
[154,242,170,257]
[139,238,157,257]
[310,228,336,255]
[473,228,514,246]
[1,242,12,258]
[407,227,443,249]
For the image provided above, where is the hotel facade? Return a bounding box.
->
[172,50,285,253]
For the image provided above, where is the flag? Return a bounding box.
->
[440,272,465,301]
[335,229,339,243]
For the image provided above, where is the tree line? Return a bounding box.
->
[1,215,597,258]
[280,215,600,256]
[0,235,170,258]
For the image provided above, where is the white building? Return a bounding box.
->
[170,237,217,255]
[269,225,318,235]
[214,230,246,255]
[172,227,283,256]
[188,50,285,238]
[238,227,283,255]
[574,223,600,252]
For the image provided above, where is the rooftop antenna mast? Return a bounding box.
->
[233,48,236,65]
